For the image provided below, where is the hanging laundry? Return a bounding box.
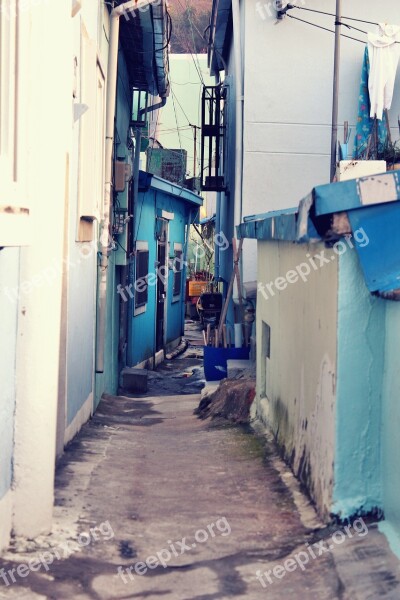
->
[354,47,388,159]
[368,23,400,120]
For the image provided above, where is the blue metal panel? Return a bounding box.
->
[348,203,400,293]
[314,171,400,216]
[238,207,299,241]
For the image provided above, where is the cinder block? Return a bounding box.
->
[121,368,148,394]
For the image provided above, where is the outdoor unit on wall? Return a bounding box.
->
[201,86,226,192]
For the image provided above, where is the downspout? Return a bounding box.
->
[181,209,193,336]
[96,0,159,372]
[232,0,243,228]
[232,0,244,297]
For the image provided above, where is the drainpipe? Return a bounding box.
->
[96,0,160,372]
[330,0,341,182]
[232,0,243,229]
[215,192,221,280]
[232,0,244,299]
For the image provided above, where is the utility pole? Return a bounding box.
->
[330,0,342,182]
[190,124,201,179]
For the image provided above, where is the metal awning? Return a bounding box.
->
[238,171,400,297]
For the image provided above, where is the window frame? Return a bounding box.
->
[172,243,183,301]
[134,241,149,315]
[0,3,30,247]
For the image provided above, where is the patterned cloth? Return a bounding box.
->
[354,46,388,159]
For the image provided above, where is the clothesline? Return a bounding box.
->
[287,14,366,44]
[286,14,400,45]
[286,4,379,27]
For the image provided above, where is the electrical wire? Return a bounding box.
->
[173,0,206,86]
[286,14,365,44]
[171,89,192,125]
[287,4,379,26]
[286,4,400,44]
[171,90,187,192]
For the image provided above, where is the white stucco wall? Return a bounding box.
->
[255,240,338,519]
[11,0,73,538]
[240,0,400,282]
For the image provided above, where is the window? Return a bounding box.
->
[0,3,30,246]
[260,321,271,398]
[135,243,149,311]
[173,243,183,299]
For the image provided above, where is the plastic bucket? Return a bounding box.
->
[203,346,250,381]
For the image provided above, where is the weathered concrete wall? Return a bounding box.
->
[255,240,338,519]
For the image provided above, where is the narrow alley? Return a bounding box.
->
[1,337,400,599]
[3,1,400,599]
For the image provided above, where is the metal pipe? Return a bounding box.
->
[232,0,243,229]
[215,192,221,281]
[232,0,244,301]
[96,0,160,372]
[330,0,341,182]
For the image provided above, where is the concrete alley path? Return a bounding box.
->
[1,391,400,600]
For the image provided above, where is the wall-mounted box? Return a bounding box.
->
[115,161,132,193]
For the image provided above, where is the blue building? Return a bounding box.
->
[123,172,202,368]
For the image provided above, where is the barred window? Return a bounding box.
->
[135,249,149,308]
[173,245,183,298]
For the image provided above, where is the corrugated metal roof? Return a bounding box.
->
[114,0,170,97]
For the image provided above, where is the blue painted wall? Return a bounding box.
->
[380,302,400,551]
[94,51,132,407]
[333,247,386,518]
[95,251,120,409]
[0,248,19,499]
[66,103,96,425]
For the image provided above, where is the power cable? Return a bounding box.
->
[286,14,365,44]
[286,5,400,44]
[286,4,379,26]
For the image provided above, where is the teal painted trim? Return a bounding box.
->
[333,248,385,519]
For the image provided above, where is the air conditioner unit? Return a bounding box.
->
[115,160,133,193]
